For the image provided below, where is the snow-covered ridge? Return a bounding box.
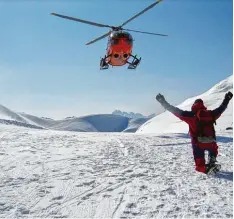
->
[0,106,150,132]
[0,119,44,130]
[112,110,156,119]
[123,118,149,132]
[18,112,57,128]
[137,75,233,134]
[1,76,231,133]
[112,110,146,118]
[0,104,28,123]
[48,114,150,133]
[206,76,233,95]
[50,114,129,132]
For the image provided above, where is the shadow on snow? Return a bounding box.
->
[172,133,233,143]
[215,171,233,181]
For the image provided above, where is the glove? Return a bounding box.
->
[156,93,166,104]
[225,91,233,101]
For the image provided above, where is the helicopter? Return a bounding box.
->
[51,0,167,70]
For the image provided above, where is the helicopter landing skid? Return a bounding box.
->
[100,56,110,70]
[127,55,141,69]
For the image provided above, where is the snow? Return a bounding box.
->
[0,76,233,218]
[0,102,151,133]
[1,110,149,133]
[0,104,28,123]
[18,113,57,128]
[137,75,233,134]
[0,125,232,218]
[0,105,50,128]
[49,114,129,132]
[123,118,149,132]
[112,110,147,119]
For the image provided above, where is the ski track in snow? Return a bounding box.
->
[0,125,233,218]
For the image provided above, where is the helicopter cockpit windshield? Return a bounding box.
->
[110,31,133,45]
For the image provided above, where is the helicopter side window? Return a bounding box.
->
[111,38,119,45]
[126,38,133,45]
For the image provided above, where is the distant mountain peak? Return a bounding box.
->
[112,110,147,119]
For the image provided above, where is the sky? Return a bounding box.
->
[0,0,232,119]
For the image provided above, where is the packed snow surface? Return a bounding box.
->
[0,125,232,218]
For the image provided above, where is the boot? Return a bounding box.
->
[206,163,221,175]
[208,154,217,167]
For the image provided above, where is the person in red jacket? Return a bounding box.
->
[156,91,233,174]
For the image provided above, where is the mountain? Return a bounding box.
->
[112,110,147,119]
[0,104,29,123]
[0,104,45,129]
[0,106,149,133]
[1,76,232,133]
[18,112,57,128]
[137,75,233,134]
[49,114,129,132]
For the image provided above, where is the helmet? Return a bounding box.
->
[191,99,206,112]
[194,99,203,104]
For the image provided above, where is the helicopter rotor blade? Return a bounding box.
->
[86,31,111,45]
[122,28,168,37]
[120,0,163,27]
[51,13,113,28]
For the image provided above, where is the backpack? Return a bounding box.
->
[195,109,216,143]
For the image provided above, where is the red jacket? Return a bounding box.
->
[162,99,228,144]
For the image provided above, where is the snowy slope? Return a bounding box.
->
[0,125,232,218]
[0,105,49,129]
[0,104,29,123]
[52,115,149,133]
[123,118,150,132]
[18,113,57,128]
[50,114,129,132]
[0,107,147,132]
[137,75,233,134]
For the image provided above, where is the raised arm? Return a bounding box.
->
[211,91,233,120]
[156,93,194,121]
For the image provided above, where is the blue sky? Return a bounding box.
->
[0,0,232,119]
